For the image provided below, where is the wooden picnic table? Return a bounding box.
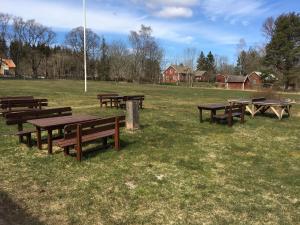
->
[27,115,99,154]
[107,95,145,109]
[197,103,228,123]
[228,98,294,120]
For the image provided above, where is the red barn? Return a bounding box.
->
[225,72,263,90]
[215,74,227,83]
[225,75,246,89]
[163,65,192,83]
[194,70,209,82]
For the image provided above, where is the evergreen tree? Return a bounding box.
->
[196,51,207,70]
[264,12,300,89]
[206,51,215,73]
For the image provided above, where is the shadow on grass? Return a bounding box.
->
[64,139,135,161]
[0,190,44,225]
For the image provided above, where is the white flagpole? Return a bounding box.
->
[83,0,87,92]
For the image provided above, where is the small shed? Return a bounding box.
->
[194,70,208,82]
[225,75,247,89]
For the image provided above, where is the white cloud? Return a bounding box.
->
[135,0,199,8]
[156,7,193,18]
[1,0,240,45]
[200,0,269,25]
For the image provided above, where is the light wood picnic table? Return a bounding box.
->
[228,99,294,120]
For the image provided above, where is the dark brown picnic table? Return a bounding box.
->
[107,95,145,109]
[197,103,228,123]
[27,115,99,154]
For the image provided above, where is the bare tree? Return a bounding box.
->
[11,17,55,77]
[108,40,129,82]
[0,13,12,59]
[129,25,162,83]
[65,26,100,78]
[262,17,275,40]
[183,47,197,86]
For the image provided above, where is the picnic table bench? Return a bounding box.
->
[213,104,245,126]
[27,115,99,154]
[1,98,48,116]
[97,93,119,108]
[0,96,34,101]
[54,115,125,161]
[198,103,245,126]
[5,107,72,147]
[104,95,145,109]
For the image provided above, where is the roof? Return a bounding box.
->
[170,65,192,74]
[226,75,247,83]
[2,59,16,68]
[194,70,207,76]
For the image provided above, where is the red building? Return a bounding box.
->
[215,74,227,83]
[194,70,209,82]
[225,72,263,90]
[163,65,192,83]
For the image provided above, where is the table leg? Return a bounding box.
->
[47,129,53,154]
[210,110,216,124]
[36,127,42,150]
[199,109,203,123]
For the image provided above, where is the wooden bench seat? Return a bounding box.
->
[55,130,114,148]
[213,104,245,126]
[54,115,125,161]
[15,130,36,147]
[97,93,119,108]
[1,98,48,116]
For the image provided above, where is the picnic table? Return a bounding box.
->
[106,95,145,109]
[228,98,294,120]
[27,115,99,154]
[197,103,228,123]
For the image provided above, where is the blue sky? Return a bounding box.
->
[2,0,299,65]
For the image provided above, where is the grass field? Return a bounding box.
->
[0,80,299,225]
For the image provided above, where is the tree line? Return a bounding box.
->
[0,12,299,89]
[0,13,163,83]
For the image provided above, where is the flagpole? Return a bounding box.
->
[83,0,87,92]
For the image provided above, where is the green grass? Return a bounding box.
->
[0,80,299,225]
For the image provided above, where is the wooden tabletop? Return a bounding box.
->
[198,103,228,110]
[27,115,99,128]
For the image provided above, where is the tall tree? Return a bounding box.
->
[0,13,12,60]
[129,24,162,83]
[98,37,110,80]
[264,12,300,89]
[196,51,207,70]
[65,26,100,78]
[12,18,55,77]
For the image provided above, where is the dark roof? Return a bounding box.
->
[226,75,247,83]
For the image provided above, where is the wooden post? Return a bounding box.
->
[76,124,82,161]
[114,117,120,150]
[228,106,233,127]
[36,127,42,150]
[17,123,23,142]
[126,100,139,130]
[199,108,203,123]
[47,129,53,154]
[241,104,245,123]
